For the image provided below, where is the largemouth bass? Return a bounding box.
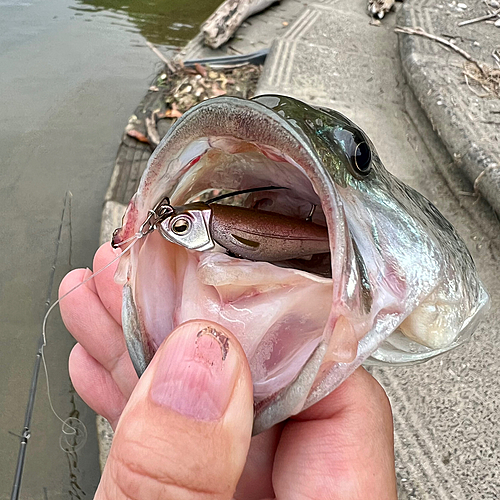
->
[112,95,488,434]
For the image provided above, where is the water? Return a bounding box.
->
[72,0,223,48]
[0,0,219,497]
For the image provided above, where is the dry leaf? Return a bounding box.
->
[164,102,183,118]
[211,83,227,96]
[194,63,207,78]
[127,129,150,143]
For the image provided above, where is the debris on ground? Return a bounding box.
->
[125,61,262,147]
[367,0,403,19]
[458,5,500,27]
[202,0,279,49]
[395,26,500,98]
[463,61,500,98]
[159,61,261,113]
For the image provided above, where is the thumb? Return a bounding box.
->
[96,320,254,500]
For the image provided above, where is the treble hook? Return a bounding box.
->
[137,197,174,237]
[112,197,174,248]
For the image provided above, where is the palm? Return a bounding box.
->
[60,243,397,500]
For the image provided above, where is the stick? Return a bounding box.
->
[202,0,278,49]
[474,164,500,195]
[464,73,490,97]
[492,49,500,67]
[145,111,161,148]
[394,26,485,74]
[145,41,176,73]
[458,7,500,26]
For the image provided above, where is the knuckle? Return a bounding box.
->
[109,425,232,499]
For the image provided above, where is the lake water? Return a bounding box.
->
[0,1,219,497]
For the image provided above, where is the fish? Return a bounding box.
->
[112,94,489,434]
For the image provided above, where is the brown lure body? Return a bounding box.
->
[209,204,330,261]
[135,183,330,262]
[154,195,331,263]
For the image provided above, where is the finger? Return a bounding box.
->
[59,268,138,398]
[97,320,254,500]
[273,368,397,500]
[234,424,283,500]
[93,242,123,326]
[69,343,127,428]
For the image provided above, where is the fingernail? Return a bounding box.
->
[150,323,239,421]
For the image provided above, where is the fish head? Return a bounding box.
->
[112,95,488,433]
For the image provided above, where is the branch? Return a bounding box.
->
[145,41,176,73]
[394,26,485,74]
[458,7,500,27]
[202,0,278,49]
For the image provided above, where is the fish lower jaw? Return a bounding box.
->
[133,230,334,405]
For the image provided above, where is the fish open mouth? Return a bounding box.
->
[137,140,336,402]
[113,97,365,428]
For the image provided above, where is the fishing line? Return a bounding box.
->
[206,185,288,204]
[41,233,140,351]
[40,234,141,450]
[11,190,142,500]
[11,191,72,500]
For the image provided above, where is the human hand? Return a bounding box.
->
[60,243,398,500]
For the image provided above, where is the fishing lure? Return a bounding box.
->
[113,186,330,262]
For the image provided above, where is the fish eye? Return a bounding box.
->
[352,140,371,174]
[172,217,191,235]
[332,127,372,177]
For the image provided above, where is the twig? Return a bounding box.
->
[492,49,500,68]
[474,164,500,194]
[458,7,500,26]
[145,111,161,147]
[394,26,485,74]
[396,26,500,97]
[481,0,494,13]
[464,73,490,97]
[172,76,189,98]
[463,60,500,97]
[145,41,176,73]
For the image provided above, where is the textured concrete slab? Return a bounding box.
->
[105,135,153,205]
[180,0,307,61]
[97,201,127,469]
[397,0,500,216]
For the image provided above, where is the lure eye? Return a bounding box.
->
[172,217,191,235]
